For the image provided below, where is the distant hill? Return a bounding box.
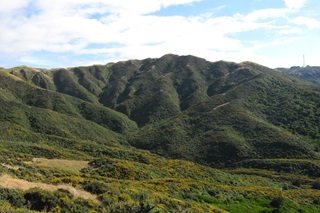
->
[277,66,320,86]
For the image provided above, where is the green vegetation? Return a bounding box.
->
[2,147,320,212]
[1,55,320,212]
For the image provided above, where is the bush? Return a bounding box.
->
[270,197,284,208]
[54,188,74,199]
[83,181,107,195]
[0,186,25,207]
[292,179,301,187]
[108,202,155,213]
[24,188,59,211]
[68,198,98,213]
[312,181,320,190]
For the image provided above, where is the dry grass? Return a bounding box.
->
[0,174,98,203]
[0,158,97,202]
[1,163,20,171]
[27,158,89,173]
[0,70,23,81]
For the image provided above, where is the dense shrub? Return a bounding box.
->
[292,179,301,187]
[312,181,320,190]
[270,197,284,208]
[54,188,74,199]
[83,181,107,195]
[24,188,59,211]
[0,186,25,207]
[108,202,155,213]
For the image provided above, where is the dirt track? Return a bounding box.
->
[0,174,98,202]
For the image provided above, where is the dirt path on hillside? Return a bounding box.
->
[0,174,98,202]
[212,102,230,111]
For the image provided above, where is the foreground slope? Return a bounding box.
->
[2,143,320,212]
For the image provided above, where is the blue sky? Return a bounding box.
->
[0,0,319,69]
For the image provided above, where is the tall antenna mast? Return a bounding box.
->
[303,54,305,67]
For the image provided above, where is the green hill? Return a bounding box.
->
[4,55,320,166]
[4,55,320,165]
[1,55,320,212]
[130,60,320,166]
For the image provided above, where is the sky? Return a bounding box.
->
[0,0,319,69]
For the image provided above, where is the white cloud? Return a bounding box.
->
[283,0,307,9]
[0,1,31,13]
[34,0,200,16]
[293,17,320,29]
[19,56,54,67]
[0,0,317,68]
[245,8,290,21]
[0,0,201,54]
[276,27,302,35]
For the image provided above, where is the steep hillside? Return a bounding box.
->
[0,69,138,146]
[130,62,320,166]
[5,55,320,167]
